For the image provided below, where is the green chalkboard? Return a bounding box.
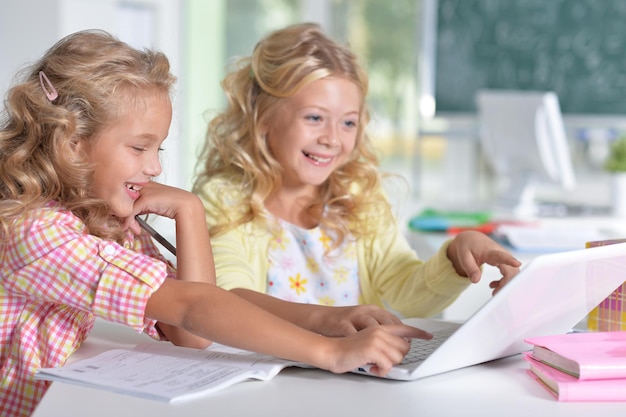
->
[435,0,626,115]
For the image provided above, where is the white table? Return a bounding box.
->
[33,319,626,417]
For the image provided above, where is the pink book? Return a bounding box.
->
[524,331,626,380]
[523,354,626,402]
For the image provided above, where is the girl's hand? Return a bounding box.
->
[319,324,429,376]
[124,181,200,234]
[447,230,521,295]
[129,181,216,348]
[310,304,405,336]
[230,289,419,338]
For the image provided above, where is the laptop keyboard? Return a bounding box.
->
[400,326,458,365]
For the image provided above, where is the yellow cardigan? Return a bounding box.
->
[198,179,471,318]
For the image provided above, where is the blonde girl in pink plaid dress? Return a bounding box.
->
[0,30,430,417]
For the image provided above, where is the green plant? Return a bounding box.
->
[604,137,626,172]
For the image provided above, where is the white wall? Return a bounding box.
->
[0,1,59,94]
[0,0,184,188]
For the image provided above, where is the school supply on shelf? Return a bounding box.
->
[35,342,307,403]
[586,239,626,331]
[524,331,626,380]
[408,208,492,233]
[493,223,605,252]
[523,354,626,402]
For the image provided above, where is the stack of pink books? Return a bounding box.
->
[523,331,626,402]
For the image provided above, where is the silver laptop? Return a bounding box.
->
[353,242,626,380]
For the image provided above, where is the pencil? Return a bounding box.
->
[135,215,177,256]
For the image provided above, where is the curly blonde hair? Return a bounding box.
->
[0,29,175,243]
[193,22,392,248]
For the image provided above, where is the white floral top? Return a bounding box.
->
[267,219,360,306]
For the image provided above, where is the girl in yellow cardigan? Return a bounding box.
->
[193,23,520,318]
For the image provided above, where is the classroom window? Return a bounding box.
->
[189,0,423,217]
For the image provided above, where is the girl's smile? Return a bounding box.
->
[125,182,147,200]
[302,150,335,166]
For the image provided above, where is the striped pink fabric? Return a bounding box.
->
[0,205,174,417]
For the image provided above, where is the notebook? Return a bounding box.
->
[353,242,626,381]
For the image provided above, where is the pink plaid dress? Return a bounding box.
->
[0,204,174,417]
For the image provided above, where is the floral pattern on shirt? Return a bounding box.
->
[267,220,359,305]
